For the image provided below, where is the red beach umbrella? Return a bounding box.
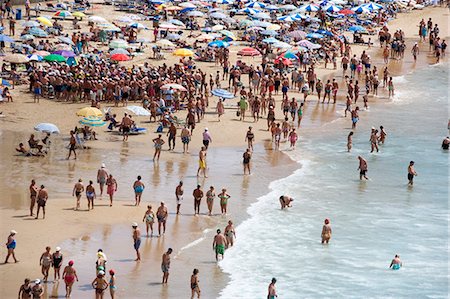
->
[339,9,355,15]
[110,53,130,61]
[237,47,261,56]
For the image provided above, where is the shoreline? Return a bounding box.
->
[0,4,448,299]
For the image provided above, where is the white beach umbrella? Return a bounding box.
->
[88,16,108,23]
[34,123,60,134]
[126,106,150,116]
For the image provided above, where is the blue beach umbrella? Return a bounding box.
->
[253,12,271,19]
[316,29,333,36]
[210,12,227,19]
[211,89,234,99]
[325,5,342,12]
[299,4,319,12]
[277,15,297,22]
[280,4,297,10]
[306,33,324,39]
[239,8,260,14]
[0,34,14,42]
[261,30,278,36]
[27,54,43,61]
[352,6,371,14]
[348,25,367,32]
[208,40,230,48]
[262,37,280,44]
[265,5,279,10]
[245,1,266,9]
[187,10,204,17]
[29,28,48,37]
[362,2,384,10]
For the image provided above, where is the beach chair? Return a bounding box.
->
[75,133,86,149]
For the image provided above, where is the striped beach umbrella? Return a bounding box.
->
[211,89,234,99]
[245,1,266,9]
[79,116,106,127]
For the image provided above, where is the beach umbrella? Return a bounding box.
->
[324,4,342,12]
[352,5,371,14]
[159,23,180,30]
[210,12,227,19]
[34,123,60,134]
[4,53,29,63]
[110,48,130,55]
[338,8,355,15]
[0,34,14,42]
[211,25,225,32]
[281,51,298,59]
[156,39,175,48]
[76,107,103,117]
[165,6,182,11]
[277,15,297,22]
[27,54,43,62]
[20,34,34,41]
[245,1,266,9]
[103,25,121,32]
[208,40,230,48]
[253,12,270,19]
[298,4,319,12]
[179,2,196,8]
[265,4,279,10]
[297,39,321,49]
[186,10,204,17]
[362,2,384,10]
[280,4,297,10]
[273,41,292,49]
[0,79,11,87]
[237,47,261,56]
[57,36,75,45]
[29,28,48,37]
[219,30,236,39]
[211,89,234,99]
[126,14,143,21]
[274,57,292,66]
[36,16,52,26]
[239,19,254,28]
[262,37,280,44]
[116,16,133,23]
[267,24,281,31]
[21,21,39,27]
[348,25,367,33]
[53,43,72,51]
[54,11,72,18]
[109,39,128,49]
[72,12,86,18]
[261,29,278,36]
[34,50,50,56]
[215,0,233,3]
[52,50,76,58]
[161,83,187,91]
[197,33,215,41]
[306,33,324,39]
[247,26,264,32]
[168,19,185,27]
[89,16,108,23]
[128,23,147,29]
[79,116,106,127]
[172,48,194,57]
[43,54,66,62]
[288,30,306,39]
[167,33,182,41]
[251,20,271,27]
[291,46,308,53]
[239,8,260,14]
[111,53,130,61]
[126,106,150,116]
[55,3,67,9]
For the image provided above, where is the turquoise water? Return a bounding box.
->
[219,64,449,298]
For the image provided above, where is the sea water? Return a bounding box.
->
[219,64,449,298]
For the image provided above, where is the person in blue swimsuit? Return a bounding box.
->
[109,269,116,299]
[4,230,18,263]
[390,255,402,270]
[133,176,145,206]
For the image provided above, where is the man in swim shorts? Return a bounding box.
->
[36,185,48,219]
[389,255,402,270]
[267,278,278,299]
[97,164,108,196]
[156,202,168,236]
[407,161,417,186]
[72,179,84,210]
[132,223,141,261]
[358,156,369,180]
[175,181,184,214]
[193,185,204,215]
[161,248,172,284]
[212,229,227,261]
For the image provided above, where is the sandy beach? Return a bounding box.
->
[0,1,448,298]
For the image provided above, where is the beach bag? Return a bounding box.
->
[236,110,241,117]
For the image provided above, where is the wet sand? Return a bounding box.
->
[0,3,448,298]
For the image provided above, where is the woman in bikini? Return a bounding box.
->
[109,270,116,299]
[86,181,96,210]
[224,220,236,248]
[91,271,109,299]
[106,175,118,207]
[206,186,215,216]
[63,260,78,298]
[218,188,231,215]
[152,134,165,161]
[142,205,155,237]
[133,176,145,206]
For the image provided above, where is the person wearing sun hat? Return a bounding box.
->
[63,260,78,298]
[109,269,116,298]
[4,230,18,263]
[97,163,109,196]
[31,279,43,298]
[52,247,63,281]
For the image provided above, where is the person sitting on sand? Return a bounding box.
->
[279,195,293,209]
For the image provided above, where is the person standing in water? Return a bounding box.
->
[267,278,278,299]
[91,270,109,299]
[288,128,298,149]
[297,103,304,128]
[97,164,108,197]
[190,269,201,299]
[347,131,354,152]
[156,202,168,236]
[224,220,236,248]
[161,248,172,284]
[175,181,184,215]
[408,161,418,186]
[321,218,332,244]
[52,247,63,281]
[358,156,369,180]
[218,188,231,215]
[243,148,252,175]
[370,129,379,153]
[197,147,208,178]
[379,126,387,144]
[193,185,204,215]
[389,255,402,270]
[142,205,155,237]
[206,186,216,216]
[86,181,96,210]
[62,260,78,298]
[152,134,165,161]
[4,230,18,263]
[245,126,255,151]
[132,223,141,261]
[72,179,84,210]
[133,176,145,206]
[29,179,38,216]
[180,126,191,154]
[106,175,118,207]
[212,229,227,261]
[67,130,77,160]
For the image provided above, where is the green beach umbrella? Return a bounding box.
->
[43,54,66,62]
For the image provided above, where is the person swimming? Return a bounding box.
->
[390,255,402,270]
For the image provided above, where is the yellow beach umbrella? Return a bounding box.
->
[76,107,103,117]
[172,48,194,57]
[37,16,53,26]
[72,12,86,18]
